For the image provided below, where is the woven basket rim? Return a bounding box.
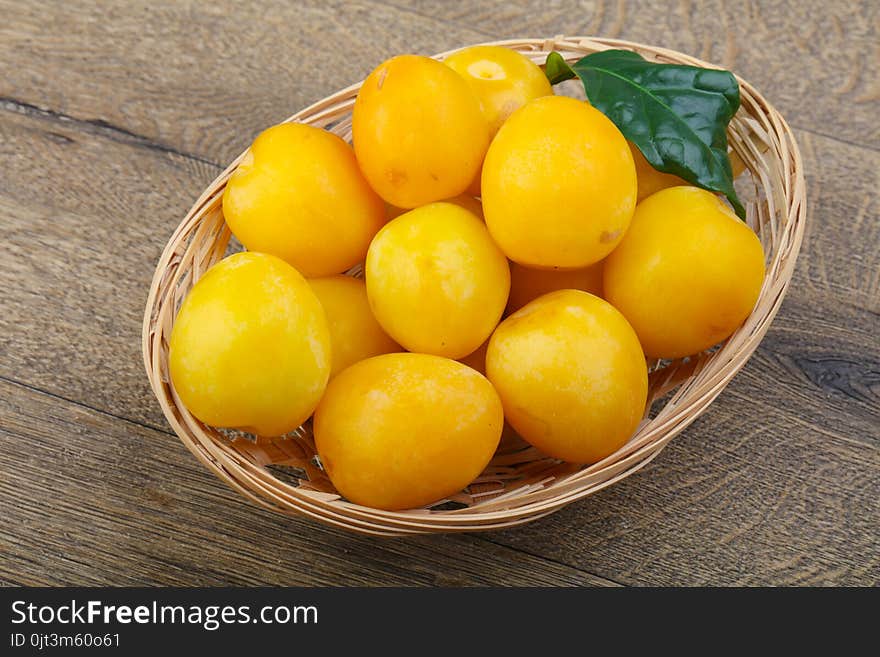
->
[142,35,806,536]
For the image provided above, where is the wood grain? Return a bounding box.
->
[486,314,880,585]
[0,108,215,431]
[0,0,487,168]
[0,378,617,586]
[0,0,876,173]
[1,103,877,584]
[3,104,876,436]
[0,0,877,586]
[394,0,880,149]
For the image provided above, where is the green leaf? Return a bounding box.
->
[549,49,745,218]
[544,51,576,85]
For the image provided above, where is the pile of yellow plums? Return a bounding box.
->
[169,46,765,511]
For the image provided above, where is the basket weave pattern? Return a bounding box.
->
[142,36,806,536]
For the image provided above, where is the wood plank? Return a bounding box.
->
[473,118,880,583]
[2,104,876,436]
[1,0,876,173]
[1,35,877,584]
[486,360,880,585]
[721,129,880,448]
[0,379,617,586]
[793,130,880,315]
[0,107,217,431]
[733,299,879,450]
[393,0,880,149]
[0,0,488,167]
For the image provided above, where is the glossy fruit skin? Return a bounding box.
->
[307,275,399,378]
[353,54,490,209]
[168,252,331,437]
[629,142,687,202]
[314,353,504,510]
[604,186,766,359]
[222,123,385,277]
[365,202,510,359]
[482,96,637,269]
[445,45,553,138]
[445,45,553,197]
[486,290,647,464]
[507,261,604,313]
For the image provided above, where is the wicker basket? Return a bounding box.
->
[142,36,806,536]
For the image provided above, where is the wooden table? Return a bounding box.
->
[1,1,877,587]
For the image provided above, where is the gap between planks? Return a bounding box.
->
[0,97,222,169]
[2,76,879,185]
[0,374,624,586]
